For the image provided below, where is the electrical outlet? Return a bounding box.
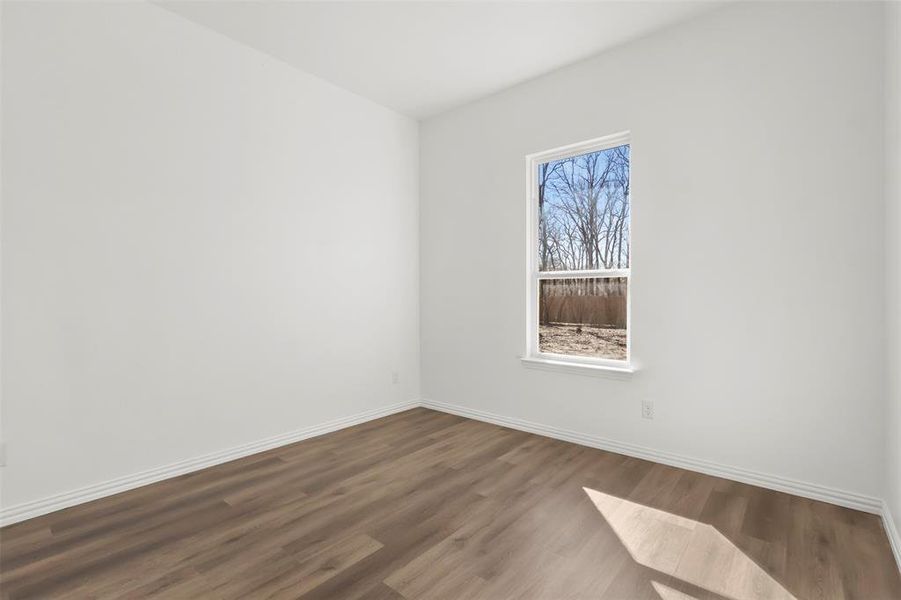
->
[641,399,654,420]
[392,371,400,384]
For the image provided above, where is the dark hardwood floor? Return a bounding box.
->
[1,408,899,599]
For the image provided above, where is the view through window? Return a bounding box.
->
[531,136,630,363]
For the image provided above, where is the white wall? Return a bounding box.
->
[421,2,886,498]
[886,0,901,545]
[0,2,420,510]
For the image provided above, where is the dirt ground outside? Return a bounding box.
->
[539,323,627,360]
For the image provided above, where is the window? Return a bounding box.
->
[525,132,632,373]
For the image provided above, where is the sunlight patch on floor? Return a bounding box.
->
[583,487,795,600]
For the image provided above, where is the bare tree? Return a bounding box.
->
[538,145,630,272]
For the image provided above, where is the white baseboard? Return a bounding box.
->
[883,501,901,575]
[0,400,419,527]
[420,398,884,515]
[4,394,897,577]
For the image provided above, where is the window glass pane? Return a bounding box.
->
[538,144,630,271]
[538,277,627,360]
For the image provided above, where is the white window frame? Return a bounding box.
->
[522,132,635,376]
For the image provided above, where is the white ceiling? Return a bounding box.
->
[158,1,721,120]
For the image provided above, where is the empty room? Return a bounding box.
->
[1,0,900,598]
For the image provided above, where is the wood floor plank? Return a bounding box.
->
[1,407,899,599]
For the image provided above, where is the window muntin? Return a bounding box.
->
[528,134,631,367]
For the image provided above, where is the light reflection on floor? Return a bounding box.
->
[583,487,795,600]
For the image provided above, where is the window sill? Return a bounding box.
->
[520,356,636,380]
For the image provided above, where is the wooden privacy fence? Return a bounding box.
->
[539,278,627,329]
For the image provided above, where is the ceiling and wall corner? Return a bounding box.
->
[155,0,722,119]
